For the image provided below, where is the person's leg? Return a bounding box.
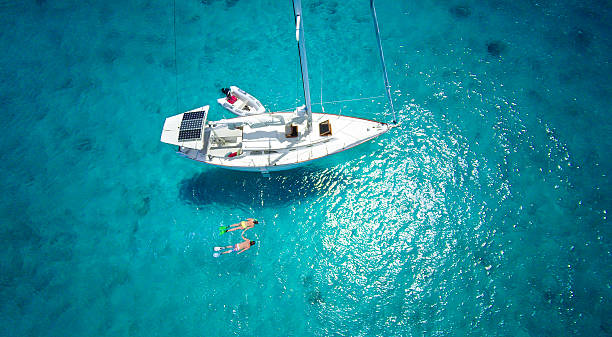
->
[219,225,230,234]
[220,247,234,255]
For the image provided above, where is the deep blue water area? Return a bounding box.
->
[1,0,611,336]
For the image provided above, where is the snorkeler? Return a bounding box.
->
[219,218,258,235]
[213,237,256,258]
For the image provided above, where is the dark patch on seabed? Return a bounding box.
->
[200,0,239,8]
[303,274,324,305]
[100,48,123,65]
[144,53,154,65]
[486,41,505,57]
[59,78,73,90]
[136,196,151,216]
[307,289,324,305]
[75,137,93,152]
[162,57,174,69]
[308,1,338,15]
[449,5,471,18]
[570,27,592,52]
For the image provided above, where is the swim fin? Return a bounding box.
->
[219,225,228,235]
[213,252,220,258]
[213,247,223,252]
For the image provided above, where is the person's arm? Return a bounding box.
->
[237,247,247,255]
[241,230,249,241]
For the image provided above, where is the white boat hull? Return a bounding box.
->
[171,112,389,172]
[202,159,310,173]
[217,86,266,116]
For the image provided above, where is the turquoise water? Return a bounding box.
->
[1,0,611,335]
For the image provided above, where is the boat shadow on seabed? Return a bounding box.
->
[178,165,349,207]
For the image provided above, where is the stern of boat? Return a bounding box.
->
[160,105,210,156]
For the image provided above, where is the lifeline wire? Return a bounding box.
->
[276,95,385,112]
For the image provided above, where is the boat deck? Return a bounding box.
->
[192,112,388,171]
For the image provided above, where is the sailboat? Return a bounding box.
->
[160,0,396,173]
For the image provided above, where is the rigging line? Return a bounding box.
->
[173,0,179,114]
[291,17,299,114]
[320,60,324,113]
[320,95,385,104]
[293,0,299,113]
[370,0,397,124]
[275,95,386,112]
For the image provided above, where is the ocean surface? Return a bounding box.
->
[1,0,611,336]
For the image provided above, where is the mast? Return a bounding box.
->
[370,0,397,124]
[293,0,313,131]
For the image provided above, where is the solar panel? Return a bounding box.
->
[178,110,205,141]
[178,128,202,141]
[183,111,205,120]
[180,118,203,130]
